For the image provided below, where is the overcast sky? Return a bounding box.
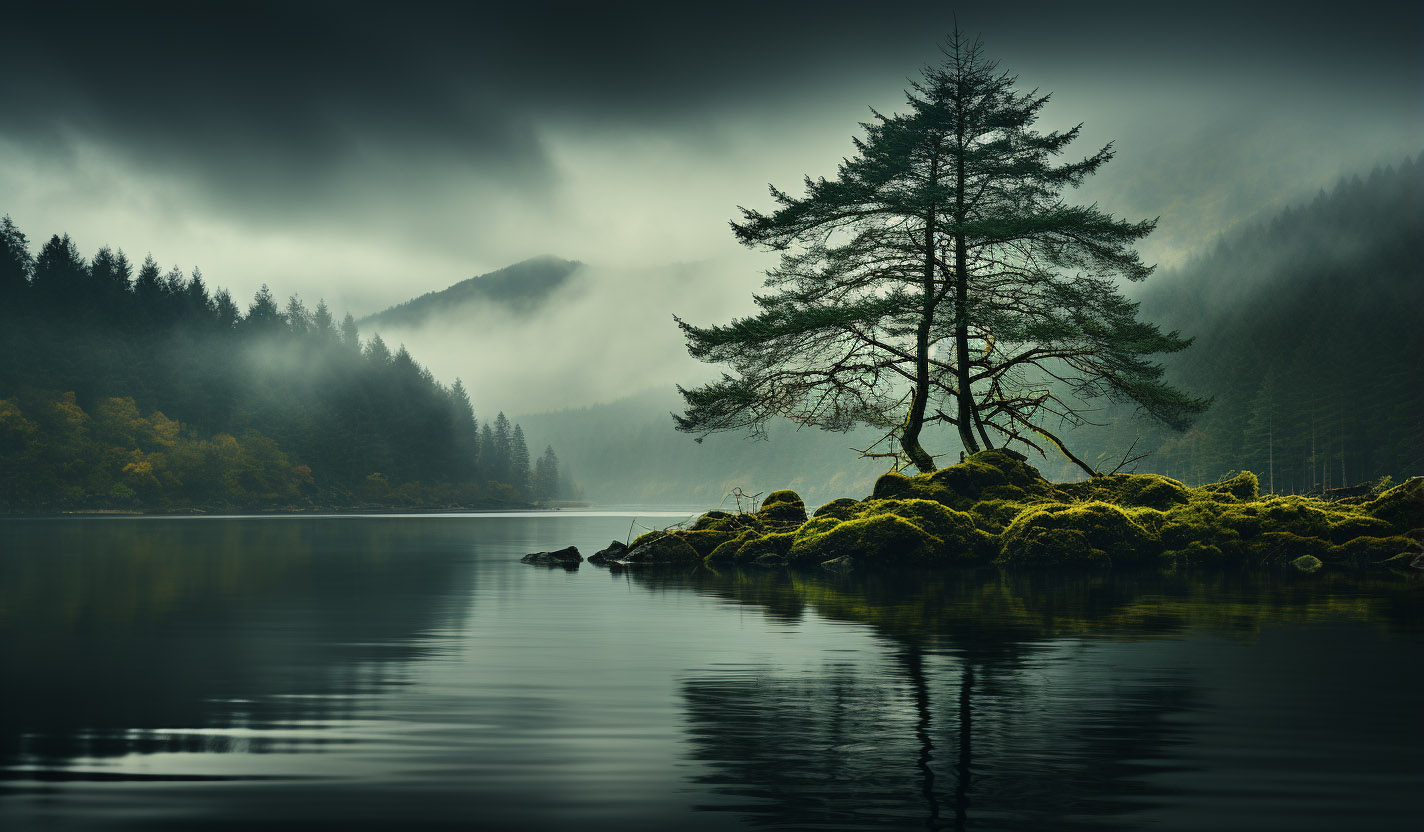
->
[3,0,1420,406]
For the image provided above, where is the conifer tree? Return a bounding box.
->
[491,413,513,484]
[312,300,337,342]
[339,313,361,350]
[510,424,531,495]
[534,445,560,502]
[363,333,392,365]
[244,285,285,333]
[479,422,497,480]
[675,31,1205,476]
[448,379,479,479]
[133,255,164,307]
[0,216,32,306]
[285,295,312,337]
[32,234,89,307]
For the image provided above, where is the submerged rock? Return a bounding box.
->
[587,540,628,565]
[521,546,583,566]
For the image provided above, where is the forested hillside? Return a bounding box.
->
[1073,155,1423,491]
[0,219,565,512]
[360,255,581,330]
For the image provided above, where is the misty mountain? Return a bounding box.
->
[360,255,581,329]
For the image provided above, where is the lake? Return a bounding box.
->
[1,513,1420,830]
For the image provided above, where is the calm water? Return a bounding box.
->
[1,514,1420,830]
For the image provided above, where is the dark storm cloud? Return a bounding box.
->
[2,0,1419,326]
[7,0,1417,201]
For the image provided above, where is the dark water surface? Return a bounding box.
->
[1,514,1420,830]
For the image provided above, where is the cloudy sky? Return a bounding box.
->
[3,1,1419,408]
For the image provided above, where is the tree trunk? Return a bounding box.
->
[952,117,980,456]
[900,199,938,474]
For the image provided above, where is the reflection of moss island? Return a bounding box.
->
[626,451,1423,571]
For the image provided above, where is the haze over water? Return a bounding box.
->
[2,514,1419,830]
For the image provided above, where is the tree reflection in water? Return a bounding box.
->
[622,566,1421,830]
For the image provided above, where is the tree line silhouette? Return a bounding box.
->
[0,218,566,512]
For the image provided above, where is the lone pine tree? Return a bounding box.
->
[675,31,1205,476]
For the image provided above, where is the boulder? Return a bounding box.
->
[620,534,701,564]
[520,546,583,566]
[587,540,628,565]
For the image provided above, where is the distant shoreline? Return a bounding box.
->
[2,504,556,519]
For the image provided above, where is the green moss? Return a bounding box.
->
[1192,470,1260,501]
[706,528,760,562]
[788,513,944,565]
[1063,473,1191,510]
[871,449,1055,510]
[731,531,797,564]
[761,489,804,510]
[1326,515,1395,544]
[967,498,1028,533]
[812,497,861,520]
[622,534,701,564]
[630,529,668,549]
[1362,477,1424,529]
[680,528,738,558]
[1328,535,1417,565]
[1168,540,1226,564]
[998,501,1160,568]
[691,510,735,531]
[1291,554,1323,573]
[1242,531,1331,565]
[681,452,1416,572]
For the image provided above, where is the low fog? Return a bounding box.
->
[362,258,769,414]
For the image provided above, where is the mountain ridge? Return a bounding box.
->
[360,254,581,329]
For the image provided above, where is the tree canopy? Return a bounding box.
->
[675,31,1205,476]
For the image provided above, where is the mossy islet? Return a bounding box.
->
[593,450,1423,573]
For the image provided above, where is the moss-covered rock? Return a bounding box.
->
[812,497,861,520]
[633,453,1417,573]
[681,528,739,558]
[1243,531,1332,565]
[622,534,701,564]
[691,510,736,531]
[1361,477,1424,529]
[966,498,1026,533]
[788,512,944,565]
[998,501,1160,568]
[872,449,1056,510]
[1063,473,1191,510]
[1328,535,1417,566]
[756,490,808,526]
[1191,470,1260,502]
[761,489,805,510]
[1291,554,1324,573]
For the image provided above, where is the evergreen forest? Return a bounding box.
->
[1071,155,1423,492]
[0,220,566,513]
